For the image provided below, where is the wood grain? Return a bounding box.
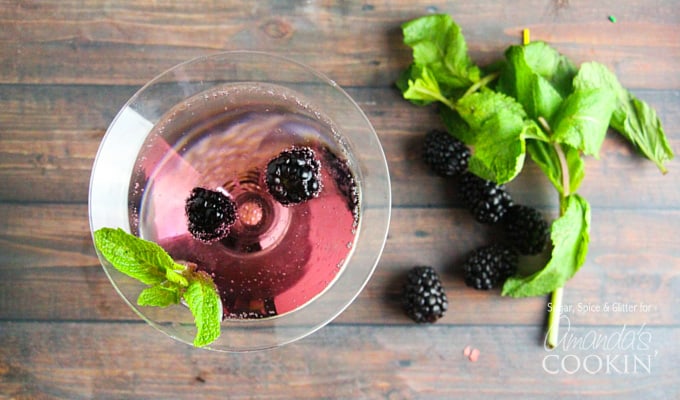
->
[0,322,677,399]
[1,1,679,88]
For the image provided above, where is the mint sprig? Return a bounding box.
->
[399,14,481,97]
[93,227,221,347]
[398,14,673,348]
[572,61,674,173]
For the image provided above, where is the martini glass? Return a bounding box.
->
[89,51,391,352]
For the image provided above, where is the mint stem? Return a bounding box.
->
[461,72,500,100]
[553,141,570,197]
[537,118,570,349]
[546,287,563,348]
[547,140,570,349]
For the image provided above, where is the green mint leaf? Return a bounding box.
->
[466,118,527,184]
[402,14,480,95]
[550,87,616,157]
[522,119,551,143]
[396,64,443,106]
[402,66,453,107]
[183,271,222,347]
[456,90,526,132]
[573,62,674,173]
[395,63,414,94]
[530,77,564,122]
[527,140,562,192]
[440,106,476,144]
[527,141,585,196]
[137,285,181,307]
[501,42,577,98]
[93,228,174,285]
[623,97,674,172]
[165,266,189,288]
[94,228,223,347]
[455,90,529,183]
[499,44,565,121]
[521,42,577,97]
[502,194,590,297]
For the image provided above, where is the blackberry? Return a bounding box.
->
[463,244,518,290]
[503,205,550,255]
[422,129,470,177]
[185,187,237,243]
[402,266,448,323]
[459,172,513,224]
[265,146,322,206]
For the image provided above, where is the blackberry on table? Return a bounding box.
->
[265,146,322,206]
[422,129,470,177]
[402,266,448,323]
[463,244,518,290]
[185,187,238,243]
[459,172,513,224]
[503,204,550,255]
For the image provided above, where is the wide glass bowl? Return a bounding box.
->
[89,51,391,352]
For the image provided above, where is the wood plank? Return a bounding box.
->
[2,204,678,326]
[1,0,679,88]
[0,322,676,399]
[1,85,679,207]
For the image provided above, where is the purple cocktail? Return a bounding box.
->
[90,51,390,351]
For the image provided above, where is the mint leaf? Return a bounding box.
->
[522,120,551,143]
[396,64,428,106]
[499,44,565,121]
[183,271,222,347]
[402,66,453,107]
[518,42,577,97]
[623,97,673,172]
[527,141,585,195]
[573,62,674,173]
[466,117,527,184]
[440,106,476,144]
[402,14,480,95]
[530,77,564,122]
[455,90,529,183]
[165,267,189,287]
[456,90,526,132]
[138,285,181,307]
[93,228,173,285]
[502,194,591,297]
[94,227,223,347]
[550,87,616,157]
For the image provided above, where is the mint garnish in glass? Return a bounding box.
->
[93,227,221,347]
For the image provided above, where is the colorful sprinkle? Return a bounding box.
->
[464,345,480,362]
[469,348,480,362]
[608,15,617,23]
[522,28,531,45]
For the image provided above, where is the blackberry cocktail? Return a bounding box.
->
[90,51,390,351]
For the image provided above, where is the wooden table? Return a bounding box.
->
[1,1,678,398]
